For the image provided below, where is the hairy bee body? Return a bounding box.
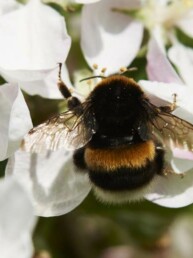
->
[73,76,165,203]
[23,70,193,204]
[74,141,164,203]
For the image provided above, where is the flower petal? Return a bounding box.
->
[81,0,143,74]
[139,80,185,106]
[146,169,193,208]
[0,0,71,86]
[171,156,193,174]
[176,9,193,38]
[172,148,193,161]
[139,80,193,124]
[0,177,36,258]
[19,64,73,99]
[0,0,21,15]
[164,148,193,174]
[0,83,32,161]
[75,0,101,3]
[6,149,91,217]
[168,42,193,87]
[147,36,182,84]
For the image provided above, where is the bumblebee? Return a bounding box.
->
[22,64,193,203]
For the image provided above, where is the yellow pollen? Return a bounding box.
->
[101,67,107,73]
[93,63,98,70]
[120,67,127,73]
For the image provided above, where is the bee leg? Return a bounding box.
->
[57,63,82,111]
[57,63,72,99]
[163,167,185,178]
[159,93,177,113]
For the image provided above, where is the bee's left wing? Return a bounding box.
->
[22,107,96,153]
[146,103,193,152]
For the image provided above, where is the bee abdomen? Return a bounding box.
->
[88,163,157,191]
[85,141,164,191]
[85,141,156,171]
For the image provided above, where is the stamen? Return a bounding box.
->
[120,67,127,73]
[101,67,107,74]
[86,79,92,86]
[171,93,177,110]
[93,63,98,70]
[119,67,138,74]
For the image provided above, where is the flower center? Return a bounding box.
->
[138,0,193,30]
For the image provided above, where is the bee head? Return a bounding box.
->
[88,75,144,120]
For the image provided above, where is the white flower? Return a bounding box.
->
[139,0,193,33]
[6,75,193,214]
[139,45,193,207]
[146,35,183,84]
[80,0,144,74]
[6,149,91,217]
[138,1,193,87]
[43,0,101,5]
[75,0,101,3]
[21,64,73,99]
[0,177,36,258]
[80,0,193,78]
[0,83,32,161]
[168,41,193,89]
[0,0,21,15]
[0,0,71,99]
[137,0,193,85]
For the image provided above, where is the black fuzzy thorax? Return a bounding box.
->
[86,76,149,138]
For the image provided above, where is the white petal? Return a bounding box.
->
[139,80,185,106]
[139,80,193,124]
[0,83,32,161]
[0,0,21,15]
[168,42,193,87]
[176,9,193,38]
[172,148,193,161]
[164,145,193,174]
[164,142,193,174]
[6,149,91,217]
[19,65,73,99]
[171,156,193,174]
[146,169,193,208]
[0,177,36,258]
[147,36,182,84]
[0,0,71,83]
[75,0,101,3]
[81,0,143,74]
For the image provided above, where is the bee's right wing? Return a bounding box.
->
[22,108,96,153]
[144,101,193,152]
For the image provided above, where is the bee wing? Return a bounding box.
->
[22,109,96,153]
[148,105,193,152]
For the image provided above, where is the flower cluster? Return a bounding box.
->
[0,1,193,248]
